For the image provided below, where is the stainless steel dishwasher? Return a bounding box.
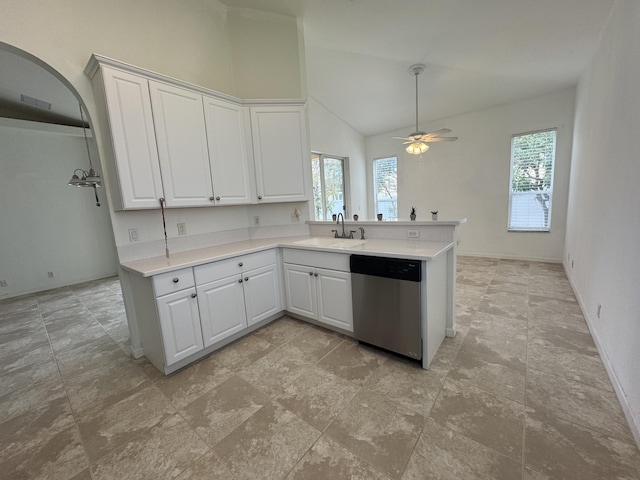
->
[350,255,422,360]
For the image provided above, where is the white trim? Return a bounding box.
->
[564,261,640,449]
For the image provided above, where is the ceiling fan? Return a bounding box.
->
[393,64,458,155]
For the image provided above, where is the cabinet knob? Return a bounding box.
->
[216,196,221,201]
[191,293,197,298]
[258,195,262,200]
[244,277,249,282]
[239,279,243,283]
[309,272,313,276]
[239,262,243,267]
[209,196,215,201]
[172,278,179,283]
[314,273,318,277]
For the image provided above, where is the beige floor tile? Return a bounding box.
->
[318,341,387,386]
[0,424,89,480]
[76,381,176,462]
[527,329,613,392]
[402,418,522,480]
[175,451,236,479]
[430,378,525,461]
[458,269,494,287]
[490,279,531,294]
[449,347,526,403]
[90,414,209,480]
[528,295,582,317]
[526,368,634,444]
[238,347,313,398]
[154,355,234,409]
[477,288,530,321]
[364,355,446,417]
[252,315,309,345]
[287,435,390,480]
[525,407,640,480]
[325,389,424,479]
[276,325,344,363]
[465,311,527,360]
[214,402,320,480]
[276,364,361,430]
[210,334,277,370]
[0,394,74,463]
[179,375,271,447]
[0,294,38,315]
[63,358,149,413]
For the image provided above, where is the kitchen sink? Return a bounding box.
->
[293,237,366,249]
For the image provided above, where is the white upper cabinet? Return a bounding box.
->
[86,55,308,210]
[203,96,253,205]
[100,67,164,210]
[149,81,214,208]
[250,105,309,203]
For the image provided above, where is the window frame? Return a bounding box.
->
[311,152,350,221]
[372,155,398,221]
[507,128,557,232]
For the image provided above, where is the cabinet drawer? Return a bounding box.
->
[153,268,195,297]
[194,249,278,285]
[282,248,350,272]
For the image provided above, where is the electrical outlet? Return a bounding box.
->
[47,271,54,278]
[406,229,419,238]
[254,216,260,226]
[571,260,574,269]
[177,223,187,236]
[129,228,139,242]
[0,280,8,287]
[597,304,602,318]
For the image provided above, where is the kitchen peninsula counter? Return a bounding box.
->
[120,236,454,277]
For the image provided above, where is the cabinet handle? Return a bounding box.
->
[239,279,243,283]
[173,278,179,283]
[191,293,197,298]
[314,273,318,277]
[239,262,243,267]
[258,195,262,200]
[244,277,249,282]
[216,196,221,201]
[209,196,215,201]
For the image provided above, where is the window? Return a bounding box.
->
[312,153,347,220]
[373,156,397,220]
[508,129,557,231]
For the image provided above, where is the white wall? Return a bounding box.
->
[0,0,310,264]
[0,119,118,299]
[308,97,368,219]
[366,88,575,262]
[564,0,640,443]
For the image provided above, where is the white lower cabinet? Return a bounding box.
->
[284,261,353,332]
[197,275,247,347]
[156,287,204,365]
[243,264,282,326]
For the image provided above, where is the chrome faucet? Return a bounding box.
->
[336,213,346,238]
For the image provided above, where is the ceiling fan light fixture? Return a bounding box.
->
[406,142,429,154]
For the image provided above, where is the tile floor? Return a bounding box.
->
[1,257,639,479]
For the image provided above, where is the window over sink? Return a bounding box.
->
[312,153,348,220]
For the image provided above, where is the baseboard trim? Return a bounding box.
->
[563,261,640,449]
[456,251,561,263]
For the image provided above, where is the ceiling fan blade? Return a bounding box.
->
[424,128,451,137]
[392,136,412,140]
[426,136,458,142]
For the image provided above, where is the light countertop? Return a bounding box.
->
[121,236,454,277]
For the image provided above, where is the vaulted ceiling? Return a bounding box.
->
[224,0,615,136]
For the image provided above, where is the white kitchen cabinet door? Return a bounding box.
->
[197,276,247,348]
[243,264,282,326]
[156,288,204,365]
[316,268,353,332]
[101,67,164,209]
[149,81,213,207]
[249,105,308,203]
[284,263,316,319]
[203,96,253,205]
